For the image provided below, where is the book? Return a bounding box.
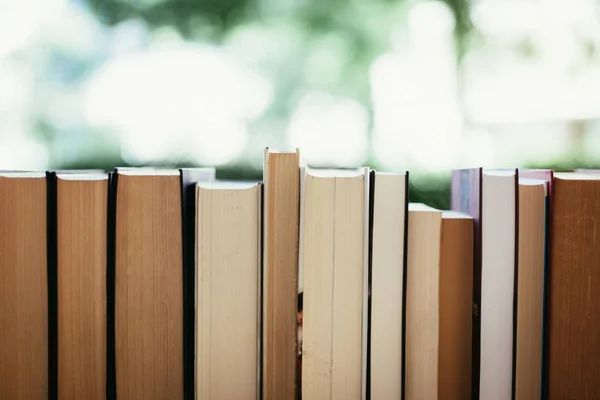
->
[480,169,517,400]
[0,172,49,398]
[300,168,369,400]
[262,149,301,400]
[450,168,482,398]
[451,168,518,400]
[439,211,473,400]
[195,181,262,400]
[56,173,108,399]
[369,171,408,400]
[514,178,547,400]
[406,203,442,400]
[405,205,473,399]
[518,169,553,399]
[547,173,600,398]
[111,169,184,398]
[180,168,216,400]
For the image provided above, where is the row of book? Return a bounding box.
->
[0,150,598,399]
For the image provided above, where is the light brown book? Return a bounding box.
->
[548,173,600,398]
[57,174,108,399]
[300,168,369,400]
[407,206,473,400]
[114,169,183,399]
[439,211,473,400]
[406,203,442,400]
[370,172,407,400]
[0,172,48,398]
[515,179,546,400]
[262,149,300,399]
[195,182,261,400]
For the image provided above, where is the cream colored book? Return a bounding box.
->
[480,170,517,400]
[300,168,369,400]
[195,181,262,400]
[370,172,407,400]
[262,149,300,400]
[515,179,547,400]
[406,203,442,400]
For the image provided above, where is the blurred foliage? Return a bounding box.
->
[86,0,474,57]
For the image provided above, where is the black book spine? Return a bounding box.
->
[46,171,58,400]
[106,171,118,400]
[366,170,375,400]
[401,172,409,400]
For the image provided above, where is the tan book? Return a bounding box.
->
[195,181,262,400]
[262,149,300,399]
[370,172,407,400]
[113,169,184,399]
[407,205,473,400]
[0,172,48,398]
[514,179,546,400]
[406,203,442,400]
[439,211,473,400]
[300,168,369,400]
[548,173,600,398]
[57,174,108,399]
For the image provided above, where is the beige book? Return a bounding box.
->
[370,172,407,400]
[406,205,474,400]
[480,170,517,400]
[114,170,183,399]
[195,182,262,400]
[515,179,546,400]
[0,172,48,398]
[57,174,108,399]
[406,203,442,400]
[262,149,300,400]
[300,168,369,400]
[439,211,473,400]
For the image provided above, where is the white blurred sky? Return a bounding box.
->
[2,0,600,170]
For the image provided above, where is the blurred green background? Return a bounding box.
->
[2,0,600,207]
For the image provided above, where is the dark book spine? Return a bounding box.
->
[401,172,409,400]
[540,193,550,400]
[107,171,118,400]
[46,171,58,400]
[511,170,519,400]
[366,170,375,400]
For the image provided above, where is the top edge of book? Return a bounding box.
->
[57,173,108,181]
[0,171,46,178]
[264,147,300,155]
[442,210,473,219]
[197,181,260,190]
[519,178,547,186]
[483,168,517,177]
[409,202,441,213]
[305,167,368,178]
[116,168,179,176]
[374,171,407,176]
[555,172,600,180]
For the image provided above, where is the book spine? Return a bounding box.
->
[46,171,58,400]
[106,171,117,400]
